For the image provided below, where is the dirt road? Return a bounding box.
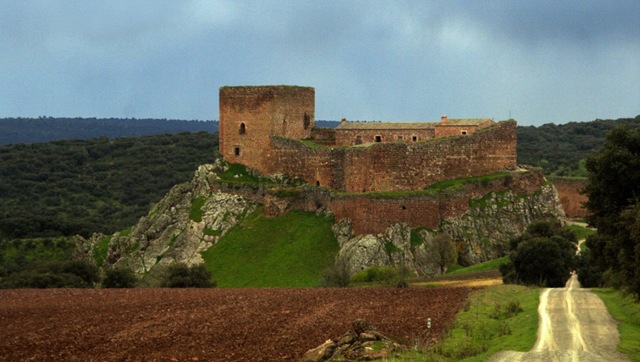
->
[489,274,628,362]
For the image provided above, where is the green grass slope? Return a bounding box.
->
[201,209,339,287]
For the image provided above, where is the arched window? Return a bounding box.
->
[316,180,320,187]
[239,123,246,135]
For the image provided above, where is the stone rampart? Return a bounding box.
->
[268,120,517,192]
[265,170,545,235]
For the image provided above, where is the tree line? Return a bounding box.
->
[0,117,218,145]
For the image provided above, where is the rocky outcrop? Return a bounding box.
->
[302,319,400,362]
[334,180,566,273]
[336,222,414,275]
[75,161,257,277]
[442,182,565,265]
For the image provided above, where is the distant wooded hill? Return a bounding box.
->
[0,132,216,239]
[0,117,217,145]
[0,117,342,145]
[516,115,640,176]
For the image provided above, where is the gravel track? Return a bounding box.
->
[489,274,629,362]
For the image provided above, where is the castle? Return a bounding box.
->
[219,85,517,193]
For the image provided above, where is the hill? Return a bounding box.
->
[0,132,216,238]
[0,117,218,145]
[516,115,640,176]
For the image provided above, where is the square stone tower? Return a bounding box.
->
[219,85,315,173]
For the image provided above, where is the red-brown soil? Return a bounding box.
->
[0,287,473,361]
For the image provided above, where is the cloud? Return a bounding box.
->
[0,1,638,125]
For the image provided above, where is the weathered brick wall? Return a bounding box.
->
[549,177,589,218]
[267,137,336,188]
[269,120,517,192]
[335,128,435,146]
[328,170,542,234]
[310,128,336,146]
[433,120,493,138]
[219,86,314,174]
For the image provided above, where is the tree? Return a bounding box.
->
[160,263,215,288]
[102,266,137,288]
[581,127,640,295]
[500,220,577,287]
[415,234,457,275]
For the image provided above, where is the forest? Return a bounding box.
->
[0,117,217,145]
[516,115,640,176]
[0,132,216,239]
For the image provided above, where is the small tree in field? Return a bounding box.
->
[161,263,215,288]
[102,266,137,288]
[415,234,457,275]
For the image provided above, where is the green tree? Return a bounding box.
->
[161,263,214,288]
[581,127,640,295]
[501,220,577,287]
[102,266,137,288]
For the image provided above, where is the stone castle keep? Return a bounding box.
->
[219,85,517,193]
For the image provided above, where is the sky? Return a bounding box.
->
[1,1,639,126]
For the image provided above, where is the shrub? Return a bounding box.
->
[102,266,137,288]
[350,265,410,288]
[321,256,351,287]
[161,262,215,288]
[60,260,100,287]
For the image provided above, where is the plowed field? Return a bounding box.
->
[0,287,473,361]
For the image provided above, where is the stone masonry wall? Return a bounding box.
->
[268,120,517,192]
[265,170,545,235]
[334,128,435,146]
[549,177,588,218]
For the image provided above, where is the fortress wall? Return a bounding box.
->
[266,170,545,235]
[268,137,336,189]
[549,177,588,218]
[310,127,336,146]
[328,170,544,234]
[339,121,517,192]
[334,128,435,146]
[267,120,517,193]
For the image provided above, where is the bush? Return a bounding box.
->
[350,265,410,288]
[501,220,577,287]
[0,259,99,289]
[321,256,351,287]
[59,260,100,287]
[102,266,137,288]
[161,262,215,288]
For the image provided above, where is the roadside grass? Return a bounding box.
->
[447,257,508,276]
[565,224,596,241]
[387,284,539,361]
[201,209,339,287]
[592,288,640,361]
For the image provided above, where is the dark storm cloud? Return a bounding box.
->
[0,1,638,125]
